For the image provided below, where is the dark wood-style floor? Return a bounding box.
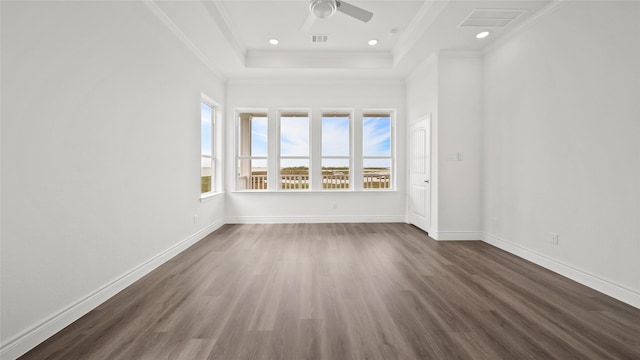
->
[21,223,640,359]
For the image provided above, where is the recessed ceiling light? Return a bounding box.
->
[476,31,490,39]
[269,38,279,45]
[368,39,378,46]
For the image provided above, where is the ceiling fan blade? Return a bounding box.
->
[299,12,317,33]
[336,1,373,22]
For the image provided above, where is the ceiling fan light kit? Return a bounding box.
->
[310,0,337,18]
[308,0,373,23]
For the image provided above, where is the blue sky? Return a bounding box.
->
[238,114,391,168]
[201,103,212,156]
[251,117,268,156]
[322,117,350,157]
[362,117,391,157]
[280,116,309,156]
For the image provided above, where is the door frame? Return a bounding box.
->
[406,113,433,232]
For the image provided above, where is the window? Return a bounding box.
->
[234,108,395,192]
[200,102,215,194]
[322,113,351,189]
[280,112,310,190]
[363,113,393,189]
[237,112,268,190]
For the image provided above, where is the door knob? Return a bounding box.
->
[424,180,430,183]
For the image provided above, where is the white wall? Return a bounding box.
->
[406,52,483,239]
[437,52,483,236]
[483,1,640,306]
[225,80,406,223]
[406,55,439,231]
[1,1,226,357]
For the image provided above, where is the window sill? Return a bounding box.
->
[200,192,224,202]
[230,189,397,194]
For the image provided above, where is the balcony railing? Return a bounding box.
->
[363,174,391,189]
[322,173,349,189]
[281,174,309,189]
[242,173,390,190]
[250,174,268,190]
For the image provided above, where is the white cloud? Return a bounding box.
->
[281,117,309,156]
[322,117,350,157]
[363,117,390,156]
[251,117,267,138]
[252,130,267,138]
[251,117,268,156]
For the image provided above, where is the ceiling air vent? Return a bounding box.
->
[311,34,329,43]
[459,9,526,28]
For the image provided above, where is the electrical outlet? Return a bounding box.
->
[193,215,197,224]
[550,232,559,245]
[332,202,337,209]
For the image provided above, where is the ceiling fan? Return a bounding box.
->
[300,0,373,32]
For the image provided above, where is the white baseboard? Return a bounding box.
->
[428,230,483,241]
[482,232,640,309]
[225,215,406,224]
[0,219,226,360]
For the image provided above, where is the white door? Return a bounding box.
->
[408,116,431,233]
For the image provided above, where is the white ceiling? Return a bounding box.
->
[149,0,554,80]
[221,1,424,51]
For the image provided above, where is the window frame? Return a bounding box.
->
[278,109,312,191]
[235,109,270,191]
[320,109,353,191]
[200,95,220,199]
[232,107,397,193]
[361,110,395,191]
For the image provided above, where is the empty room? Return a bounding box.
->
[1,0,639,359]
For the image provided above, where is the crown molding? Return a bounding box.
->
[201,0,247,63]
[226,77,405,87]
[438,50,483,59]
[141,0,226,81]
[245,50,393,69]
[483,0,570,55]
[392,0,450,67]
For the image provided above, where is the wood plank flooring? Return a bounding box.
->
[20,223,640,359]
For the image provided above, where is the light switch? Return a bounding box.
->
[446,153,463,162]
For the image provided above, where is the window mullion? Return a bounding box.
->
[353,109,363,191]
[311,110,322,190]
[269,109,279,191]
